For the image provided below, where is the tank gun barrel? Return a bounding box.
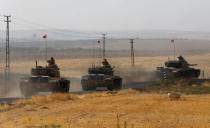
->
[188,64,197,66]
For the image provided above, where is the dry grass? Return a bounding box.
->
[0,89,210,128]
[0,93,76,111]
[202,82,210,87]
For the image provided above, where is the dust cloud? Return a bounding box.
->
[116,65,159,84]
[0,73,23,97]
[69,78,82,92]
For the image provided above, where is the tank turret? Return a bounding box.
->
[88,66,114,75]
[165,56,198,68]
[31,65,60,78]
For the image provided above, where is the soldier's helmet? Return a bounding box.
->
[102,59,111,68]
[178,56,188,64]
[178,56,184,60]
[51,57,55,62]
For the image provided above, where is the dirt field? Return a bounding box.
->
[0,89,210,128]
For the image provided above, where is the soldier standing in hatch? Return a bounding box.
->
[102,59,111,68]
[102,59,113,75]
[47,57,58,68]
[178,56,189,68]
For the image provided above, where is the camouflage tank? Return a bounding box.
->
[19,57,70,97]
[81,59,122,91]
[156,56,200,80]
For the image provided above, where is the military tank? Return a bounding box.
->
[81,59,122,91]
[19,57,70,97]
[156,56,200,80]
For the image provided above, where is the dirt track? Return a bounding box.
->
[0,81,156,104]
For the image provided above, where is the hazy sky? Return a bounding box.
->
[0,0,210,31]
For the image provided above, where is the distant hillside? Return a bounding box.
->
[1,29,210,61]
[1,29,210,40]
[0,39,210,51]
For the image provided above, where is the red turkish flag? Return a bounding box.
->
[171,40,174,43]
[97,40,101,44]
[43,34,47,39]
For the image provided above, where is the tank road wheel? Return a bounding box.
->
[107,83,122,91]
[19,82,37,98]
[113,83,122,90]
[52,80,70,93]
[107,85,114,91]
[107,78,122,91]
[61,80,70,93]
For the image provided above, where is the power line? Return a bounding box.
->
[10,21,100,40]
[12,16,101,39]
[14,16,101,34]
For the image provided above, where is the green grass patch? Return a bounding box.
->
[135,80,210,94]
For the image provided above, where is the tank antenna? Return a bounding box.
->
[102,33,106,60]
[98,39,102,66]
[36,60,38,68]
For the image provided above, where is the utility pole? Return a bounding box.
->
[130,39,135,67]
[102,34,106,60]
[4,15,11,91]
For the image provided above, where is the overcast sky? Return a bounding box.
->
[0,0,210,31]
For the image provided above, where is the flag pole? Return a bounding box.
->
[171,40,175,60]
[99,42,101,59]
[42,34,47,61]
[174,41,175,60]
[97,40,102,66]
[45,38,48,61]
